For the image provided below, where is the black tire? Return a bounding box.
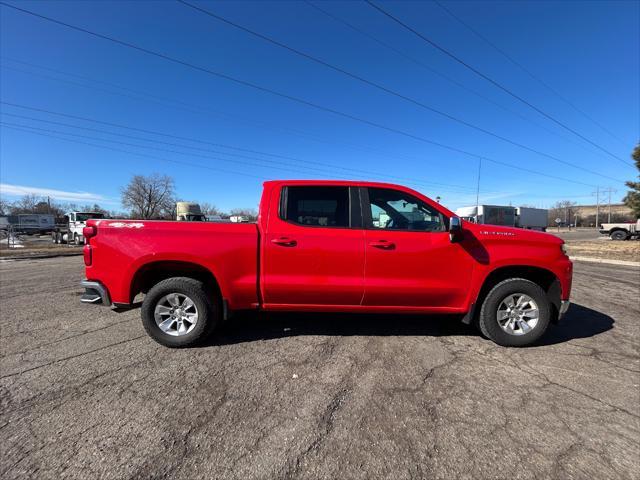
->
[52,232,57,243]
[610,230,628,241]
[478,278,551,347]
[74,233,82,245]
[55,232,62,244]
[141,277,219,348]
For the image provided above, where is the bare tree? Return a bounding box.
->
[199,202,220,216]
[230,208,258,221]
[548,200,578,226]
[79,203,110,217]
[0,198,11,216]
[10,194,42,214]
[121,174,176,219]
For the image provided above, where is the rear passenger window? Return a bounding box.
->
[283,186,349,227]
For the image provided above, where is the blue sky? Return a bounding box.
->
[1,0,638,213]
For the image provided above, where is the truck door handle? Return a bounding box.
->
[272,237,297,247]
[369,240,395,250]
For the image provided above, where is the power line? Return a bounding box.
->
[365,0,633,167]
[304,0,610,161]
[1,124,268,180]
[0,105,482,192]
[2,122,502,199]
[433,0,629,147]
[0,58,429,166]
[0,100,601,189]
[2,122,595,204]
[0,3,509,173]
[0,113,481,193]
[0,120,370,182]
[177,0,625,181]
[0,3,606,188]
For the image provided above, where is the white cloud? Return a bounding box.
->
[0,183,118,205]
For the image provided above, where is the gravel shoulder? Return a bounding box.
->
[0,257,638,479]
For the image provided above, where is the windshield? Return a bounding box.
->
[75,213,105,222]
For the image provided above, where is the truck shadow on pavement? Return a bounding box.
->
[204,303,613,348]
[536,303,614,346]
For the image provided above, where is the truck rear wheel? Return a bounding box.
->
[141,277,219,348]
[610,230,628,241]
[478,278,551,347]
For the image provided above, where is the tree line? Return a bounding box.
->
[0,173,257,221]
[0,195,114,221]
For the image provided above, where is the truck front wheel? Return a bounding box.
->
[141,277,219,348]
[478,278,551,347]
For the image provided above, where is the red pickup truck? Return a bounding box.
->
[81,180,572,347]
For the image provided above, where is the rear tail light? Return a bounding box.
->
[83,245,92,266]
[83,225,97,241]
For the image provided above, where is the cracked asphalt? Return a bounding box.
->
[0,256,638,479]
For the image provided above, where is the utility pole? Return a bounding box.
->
[602,187,617,223]
[595,186,600,228]
[475,157,482,219]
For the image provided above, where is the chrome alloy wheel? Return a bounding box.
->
[496,293,539,336]
[154,293,198,336]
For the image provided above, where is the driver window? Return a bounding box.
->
[368,188,445,232]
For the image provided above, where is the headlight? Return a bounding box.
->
[561,243,568,256]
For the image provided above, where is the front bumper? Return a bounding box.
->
[80,280,111,306]
[558,300,570,320]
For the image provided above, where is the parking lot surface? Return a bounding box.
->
[1,256,638,479]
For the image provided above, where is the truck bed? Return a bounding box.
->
[85,219,259,308]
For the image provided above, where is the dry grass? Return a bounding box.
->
[565,239,640,262]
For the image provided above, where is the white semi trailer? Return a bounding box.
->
[456,205,548,231]
[516,207,548,231]
[0,214,55,234]
[455,205,517,227]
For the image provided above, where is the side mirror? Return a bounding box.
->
[449,216,463,242]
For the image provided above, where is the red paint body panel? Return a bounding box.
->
[84,180,572,314]
[84,220,259,309]
[362,229,475,308]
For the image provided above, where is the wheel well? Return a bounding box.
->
[474,266,561,322]
[130,261,221,303]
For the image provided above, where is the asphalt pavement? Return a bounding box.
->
[0,256,638,479]
[550,228,604,241]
